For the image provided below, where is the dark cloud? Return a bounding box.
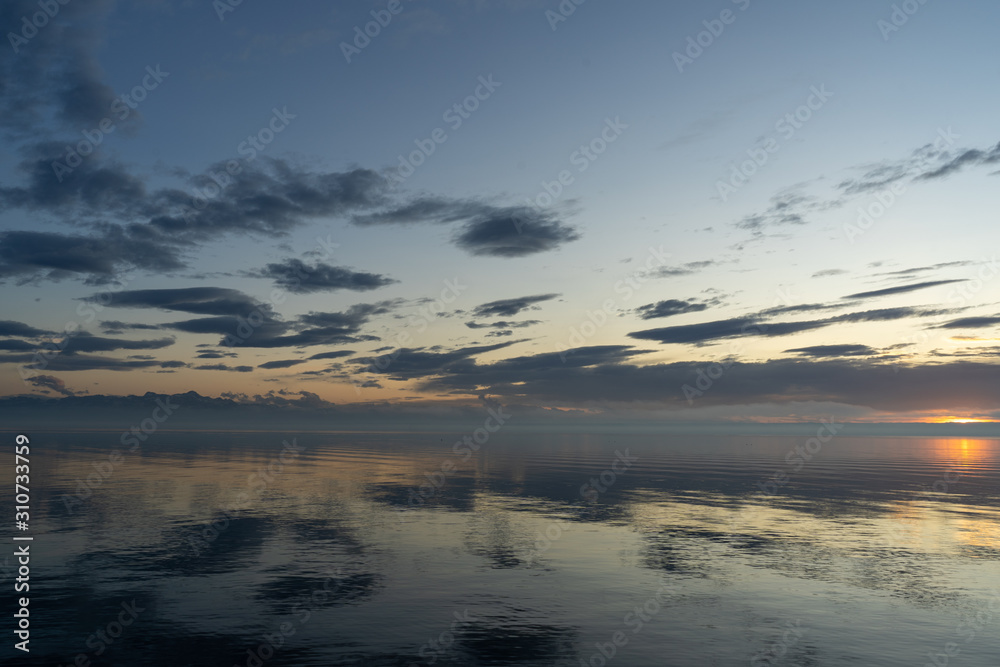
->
[784,344,879,358]
[55,331,174,355]
[930,345,1000,358]
[0,0,122,132]
[297,302,396,330]
[409,345,651,391]
[4,147,575,273]
[628,316,822,345]
[148,160,389,240]
[455,208,580,257]
[0,151,578,285]
[812,269,848,278]
[165,316,286,337]
[0,320,52,337]
[194,363,253,372]
[165,301,396,349]
[472,294,559,318]
[465,320,541,330]
[647,260,716,278]
[0,41,577,281]
[493,345,649,371]
[87,287,268,317]
[0,339,37,351]
[99,320,163,335]
[354,199,581,257]
[808,306,957,325]
[354,341,518,381]
[1,156,384,244]
[4,352,170,372]
[0,155,390,283]
[195,350,237,359]
[843,280,964,300]
[25,374,76,396]
[252,258,397,294]
[307,350,355,360]
[0,228,185,283]
[0,143,147,215]
[258,359,307,369]
[628,307,957,345]
[634,299,710,320]
[757,302,850,317]
[220,389,338,409]
[935,316,1000,330]
[417,350,1000,414]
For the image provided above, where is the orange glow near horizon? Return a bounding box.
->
[924,417,997,424]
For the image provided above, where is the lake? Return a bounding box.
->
[5,430,1000,666]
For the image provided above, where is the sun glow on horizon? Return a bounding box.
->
[924,417,996,424]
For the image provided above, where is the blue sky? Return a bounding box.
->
[1,0,999,424]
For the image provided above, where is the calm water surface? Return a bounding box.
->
[5,431,1000,666]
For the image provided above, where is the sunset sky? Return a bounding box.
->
[1,0,999,425]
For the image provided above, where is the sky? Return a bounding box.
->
[1,0,999,426]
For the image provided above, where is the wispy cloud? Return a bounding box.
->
[843,280,965,300]
[633,298,720,320]
[628,306,959,346]
[249,258,397,294]
[472,294,560,318]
